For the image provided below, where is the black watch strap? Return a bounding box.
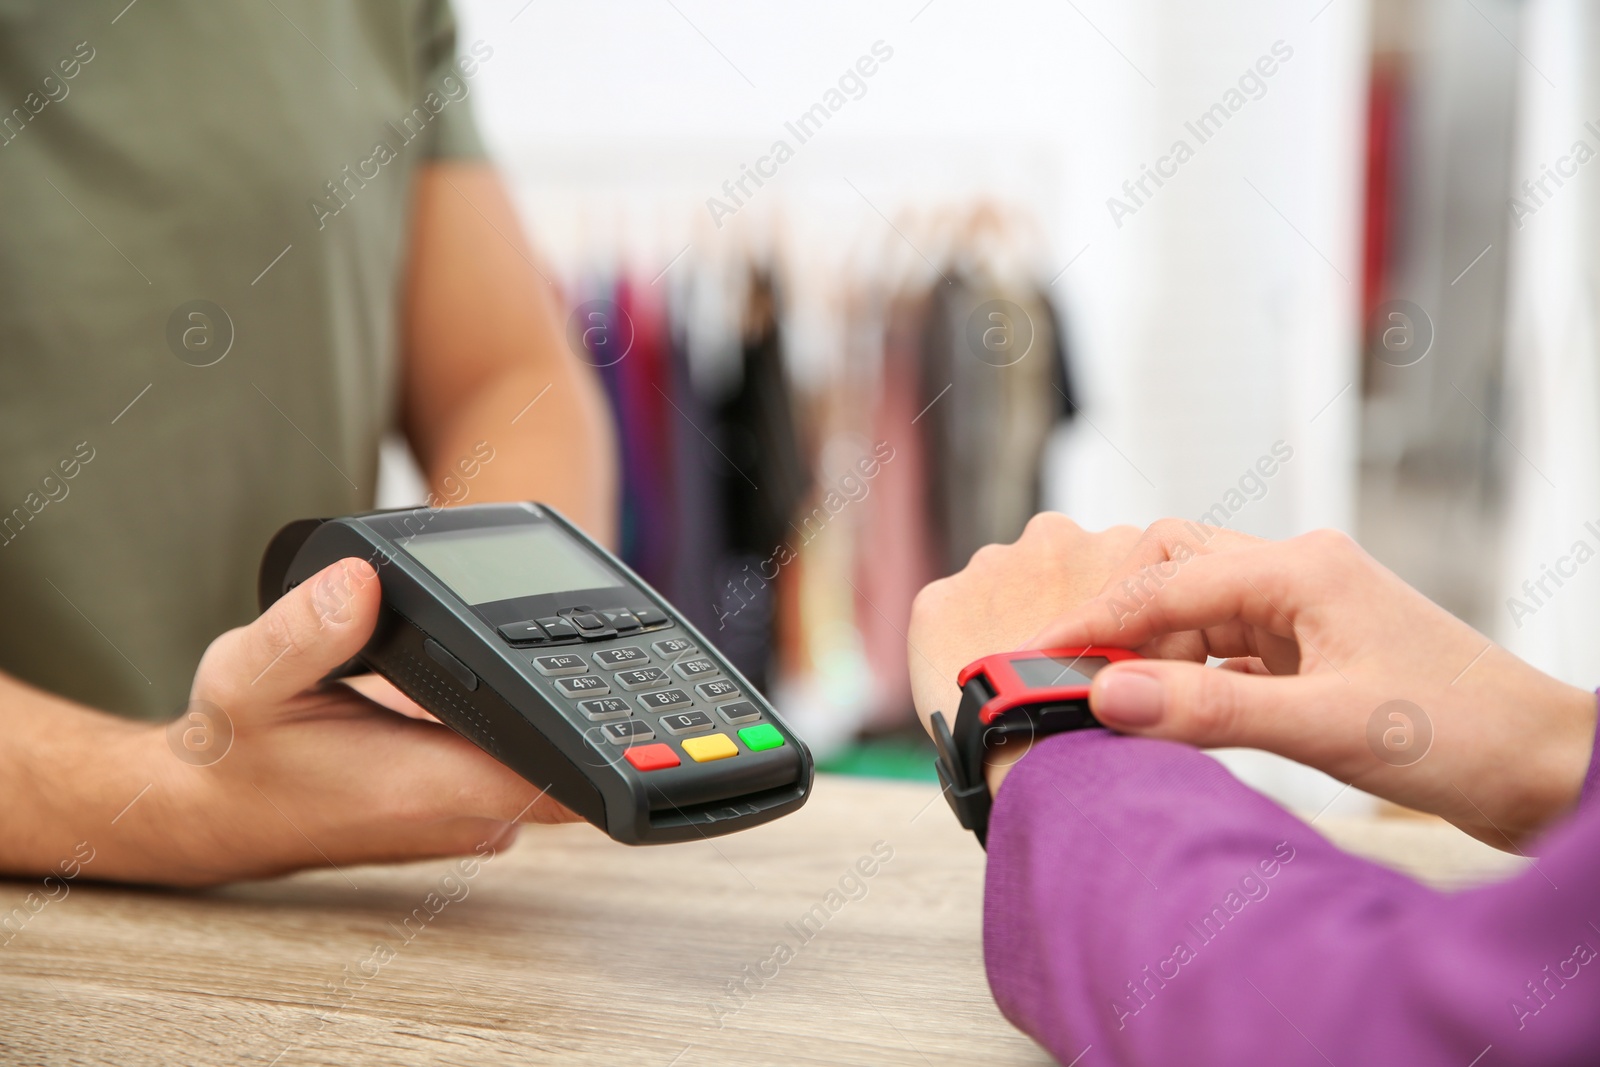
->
[932,671,1102,849]
[930,675,1005,849]
[931,706,991,848]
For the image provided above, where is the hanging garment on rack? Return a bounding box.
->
[707,268,811,692]
[853,287,939,730]
[583,275,678,587]
[583,276,638,560]
[1040,288,1080,423]
[918,274,1067,576]
[775,284,880,752]
[719,271,810,555]
[988,284,1076,537]
[659,280,726,639]
[570,236,1079,740]
[613,277,677,590]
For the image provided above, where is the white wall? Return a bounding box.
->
[1041,5,1367,546]
[1496,0,1600,691]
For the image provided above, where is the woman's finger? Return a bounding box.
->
[1090,519,1265,600]
[1090,658,1342,757]
[1028,537,1335,652]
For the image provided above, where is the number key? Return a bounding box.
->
[614,667,669,692]
[659,710,714,736]
[533,654,587,677]
[696,679,739,701]
[578,697,630,721]
[673,658,719,681]
[636,689,692,713]
[593,646,647,668]
[652,638,695,658]
[556,675,610,698]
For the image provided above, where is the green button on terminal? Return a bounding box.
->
[738,723,785,752]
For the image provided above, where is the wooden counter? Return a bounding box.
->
[0,774,1522,1066]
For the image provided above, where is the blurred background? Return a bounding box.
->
[375,0,1600,817]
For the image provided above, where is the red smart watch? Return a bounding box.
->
[930,646,1141,848]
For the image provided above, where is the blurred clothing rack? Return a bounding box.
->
[555,202,1079,755]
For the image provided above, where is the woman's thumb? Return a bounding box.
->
[1089,659,1318,751]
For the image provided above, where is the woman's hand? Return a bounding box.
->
[908,514,1141,784]
[1031,520,1598,849]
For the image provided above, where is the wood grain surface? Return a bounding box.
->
[0,773,1522,1066]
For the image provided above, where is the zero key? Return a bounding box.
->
[659,710,714,736]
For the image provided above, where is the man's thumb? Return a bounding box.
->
[1089,659,1320,751]
[197,557,381,708]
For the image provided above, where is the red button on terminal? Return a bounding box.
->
[623,743,680,772]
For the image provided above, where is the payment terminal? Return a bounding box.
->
[258,502,812,844]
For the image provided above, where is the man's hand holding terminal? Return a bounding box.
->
[1,558,575,887]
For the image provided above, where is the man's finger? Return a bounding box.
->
[198,557,382,708]
[342,674,435,720]
[356,716,583,825]
[1089,659,1337,754]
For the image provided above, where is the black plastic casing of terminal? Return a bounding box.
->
[257,502,813,845]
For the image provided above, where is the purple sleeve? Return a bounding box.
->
[983,726,1600,1066]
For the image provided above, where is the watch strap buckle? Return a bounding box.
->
[931,709,991,849]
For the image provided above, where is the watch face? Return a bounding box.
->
[1011,654,1110,689]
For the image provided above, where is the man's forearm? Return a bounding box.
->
[0,672,168,881]
[420,361,617,544]
[400,164,618,545]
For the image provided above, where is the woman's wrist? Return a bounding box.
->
[984,736,1038,798]
[1516,680,1599,833]
[1579,688,1600,806]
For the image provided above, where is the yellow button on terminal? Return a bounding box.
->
[681,733,738,762]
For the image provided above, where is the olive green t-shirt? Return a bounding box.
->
[0,1,488,720]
